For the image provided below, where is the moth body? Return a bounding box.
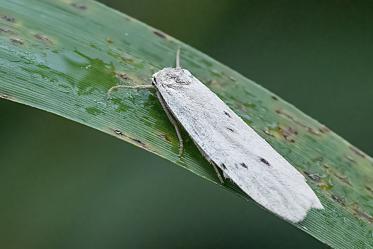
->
[152,66,323,223]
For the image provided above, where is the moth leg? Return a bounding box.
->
[212,163,225,184]
[156,91,184,157]
[107,84,154,99]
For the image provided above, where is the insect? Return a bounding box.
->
[108,49,323,223]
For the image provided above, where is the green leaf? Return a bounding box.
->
[0,0,372,248]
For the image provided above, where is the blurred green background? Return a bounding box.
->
[1,0,372,248]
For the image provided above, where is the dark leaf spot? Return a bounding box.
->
[308,127,321,136]
[221,163,227,170]
[2,15,15,22]
[240,163,248,169]
[71,3,87,10]
[10,37,23,45]
[34,33,52,44]
[349,146,366,158]
[115,72,129,80]
[282,127,298,142]
[304,171,321,182]
[113,129,147,148]
[114,129,123,136]
[271,95,278,100]
[153,30,166,39]
[275,109,312,131]
[130,137,146,147]
[0,94,11,100]
[333,173,352,186]
[106,37,113,43]
[353,207,373,223]
[0,27,10,33]
[162,134,172,142]
[260,157,270,166]
[319,126,330,134]
[331,194,345,206]
[366,186,373,195]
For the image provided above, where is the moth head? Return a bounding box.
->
[152,68,193,88]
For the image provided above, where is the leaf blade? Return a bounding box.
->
[0,0,372,248]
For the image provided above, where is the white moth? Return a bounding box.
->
[109,50,323,223]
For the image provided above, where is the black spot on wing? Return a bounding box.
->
[260,157,271,166]
[240,163,248,169]
[226,127,234,132]
[224,111,231,118]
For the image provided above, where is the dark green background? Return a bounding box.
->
[1,0,371,248]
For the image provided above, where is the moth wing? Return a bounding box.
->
[154,68,323,222]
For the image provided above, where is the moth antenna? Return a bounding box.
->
[176,48,181,68]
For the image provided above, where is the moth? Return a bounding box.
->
[109,49,323,223]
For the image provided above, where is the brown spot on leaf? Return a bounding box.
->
[106,37,113,43]
[10,37,23,45]
[353,207,373,223]
[366,186,373,195]
[331,194,345,206]
[319,126,330,134]
[276,109,322,136]
[207,79,219,86]
[304,171,321,182]
[120,54,135,63]
[0,93,12,100]
[319,181,333,191]
[115,72,129,81]
[34,33,53,45]
[0,27,11,33]
[307,127,321,136]
[282,127,298,143]
[113,129,147,148]
[130,137,146,147]
[114,129,123,136]
[263,128,273,137]
[345,155,356,163]
[162,134,172,142]
[349,146,366,158]
[275,109,301,125]
[2,15,15,22]
[71,3,87,10]
[264,126,297,142]
[153,30,166,39]
[333,173,351,186]
[323,163,330,169]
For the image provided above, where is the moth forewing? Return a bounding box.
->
[152,67,323,223]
